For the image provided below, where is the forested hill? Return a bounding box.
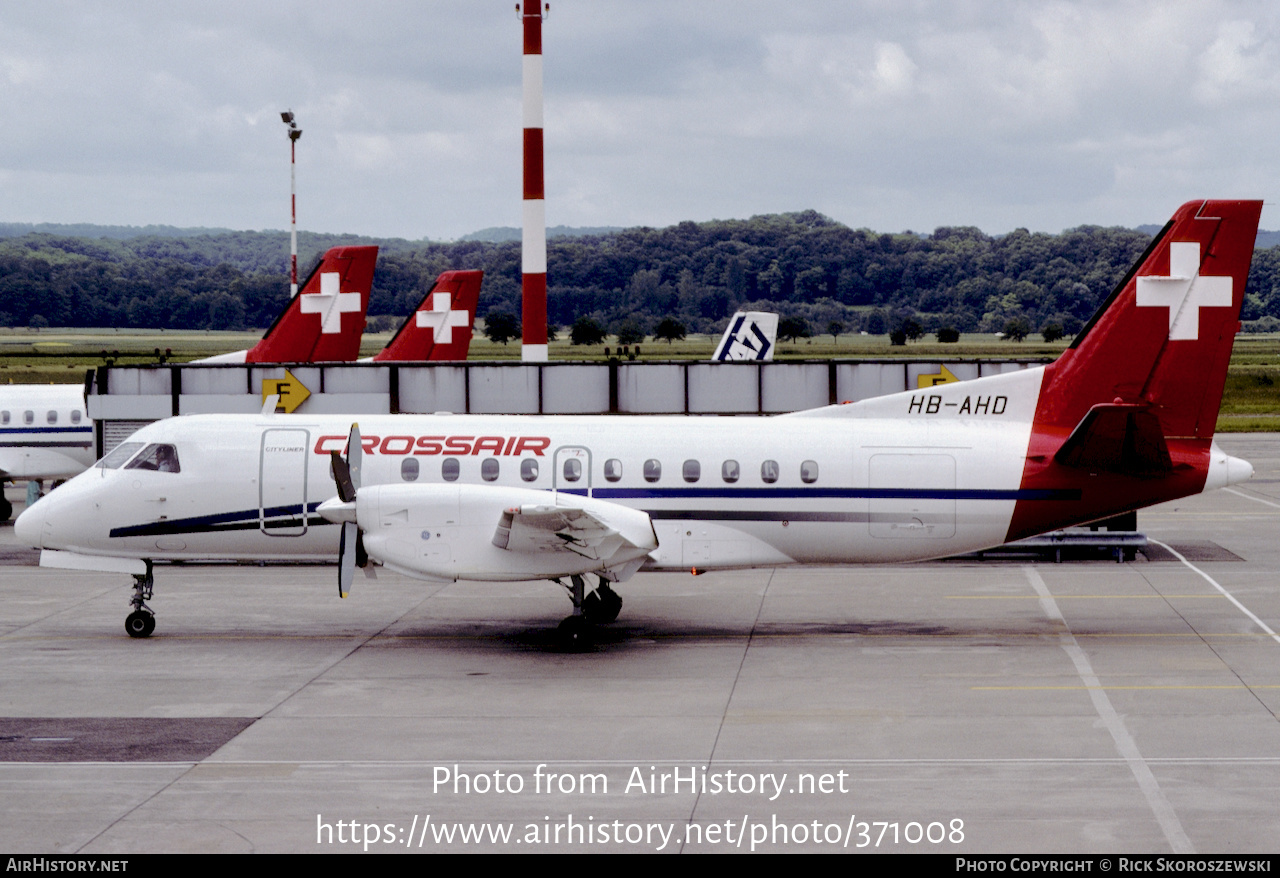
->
[2,211,1278,335]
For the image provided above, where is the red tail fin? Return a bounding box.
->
[373,270,482,362]
[1007,199,1261,540]
[244,246,378,363]
[1036,200,1260,438]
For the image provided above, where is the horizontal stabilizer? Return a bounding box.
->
[1054,403,1172,476]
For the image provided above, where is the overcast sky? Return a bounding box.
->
[3,1,1280,239]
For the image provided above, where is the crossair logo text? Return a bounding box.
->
[313,435,552,457]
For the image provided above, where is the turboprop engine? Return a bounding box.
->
[317,425,659,590]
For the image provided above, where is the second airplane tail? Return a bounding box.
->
[373,270,483,362]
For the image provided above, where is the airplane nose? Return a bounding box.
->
[13,498,45,548]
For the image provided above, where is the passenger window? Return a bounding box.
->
[801,460,818,483]
[442,458,460,481]
[401,458,419,482]
[125,444,181,473]
[47,410,57,424]
[1,411,8,425]
[71,410,82,424]
[481,458,500,481]
[644,459,662,483]
[98,441,145,470]
[721,460,739,483]
[521,459,539,482]
[761,460,779,484]
[562,458,582,482]
[604,459,622,482]
[682,459,700,483]
[24,410,33,425]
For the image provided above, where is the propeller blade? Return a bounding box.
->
[339,521,357,598]
[330,451,356,503]
[347,423,362,493]
[334,422,364,597]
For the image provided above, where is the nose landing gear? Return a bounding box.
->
[125,562,156,638]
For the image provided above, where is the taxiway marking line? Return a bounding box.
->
[1148,538,1280,647]
[1025,565,1193,854]
[1224,487,1280,510]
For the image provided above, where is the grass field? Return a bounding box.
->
[3,327,1277,431]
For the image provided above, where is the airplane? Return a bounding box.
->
[713,311,779,361]
[0,383,93,521]
[15,199,1261,649]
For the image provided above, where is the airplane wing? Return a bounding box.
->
[492,503,636,562]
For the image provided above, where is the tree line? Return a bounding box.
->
[3,211,1279,337]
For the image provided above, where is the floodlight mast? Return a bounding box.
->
[281,110,303,298]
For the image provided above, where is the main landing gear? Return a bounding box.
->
[125,562,156,638]
[555,574,623,651]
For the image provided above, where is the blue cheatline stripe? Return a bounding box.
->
[0,441,92,449]
[587,486,1079,501]
[103,485,1080,540]
[108,502,330,539]
[0,427,92,435]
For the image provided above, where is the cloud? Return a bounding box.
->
[1,1,1279,237]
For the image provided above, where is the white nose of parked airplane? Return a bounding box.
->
[13,497,45,548]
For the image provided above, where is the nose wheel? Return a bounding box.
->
[125,610,155,639]
[125,563,156,638]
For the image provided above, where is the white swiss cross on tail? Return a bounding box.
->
[416,292,470,343]
[299,272,362,334]
[1135,242,1232,340]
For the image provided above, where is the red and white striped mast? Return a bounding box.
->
[519,3,549,361]
[281,110,302,298]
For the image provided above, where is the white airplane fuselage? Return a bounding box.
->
[0,384,93,481]
[18,362,1250,581]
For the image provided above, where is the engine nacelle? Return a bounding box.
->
[350,483,658,582]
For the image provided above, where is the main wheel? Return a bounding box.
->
[0,496,11,522]
[582,587,622,624]
[556,616,592,652]
[125,611,155,639]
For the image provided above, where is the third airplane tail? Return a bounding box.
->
[243,245,379,363]
[373,270,483,362]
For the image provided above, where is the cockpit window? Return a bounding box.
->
[98,442,145,470]
[125,443,181,473]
